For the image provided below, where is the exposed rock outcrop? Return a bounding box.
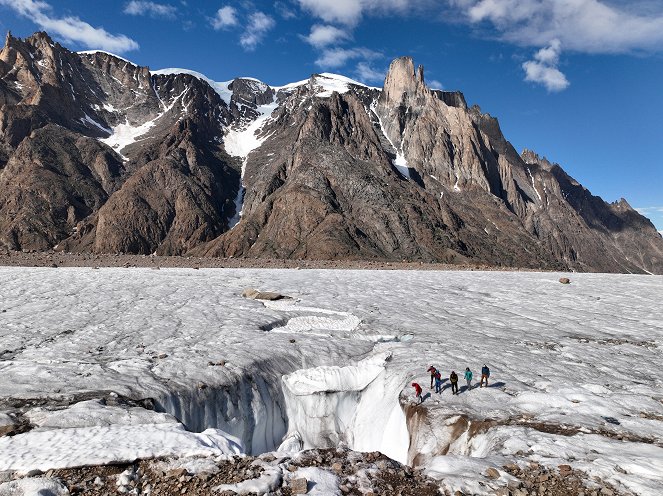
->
[1,33,661,273]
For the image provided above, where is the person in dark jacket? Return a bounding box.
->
[480,364,490,388]
[449,371,459,395]
[434,370,443,393]
[412,382,423,403]
[427,366,437,389]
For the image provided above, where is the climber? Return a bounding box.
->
[480,364,490,387]
[427,365,437,389]
[434,370,443,394]
[449,371,459,395]
[412,382,423,403]
[464,367,473,391]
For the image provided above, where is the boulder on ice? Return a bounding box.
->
[242,288,291,301]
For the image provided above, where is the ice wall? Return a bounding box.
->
[155,375,287,455]
[281,351,410,464]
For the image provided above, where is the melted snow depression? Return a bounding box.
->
[0,268,661,495]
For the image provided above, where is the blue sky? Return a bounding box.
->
[1,0,662,230]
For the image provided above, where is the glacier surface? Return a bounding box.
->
[0,268,661,495]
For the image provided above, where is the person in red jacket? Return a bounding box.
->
[412,382,423,403]
[427,366,437,389]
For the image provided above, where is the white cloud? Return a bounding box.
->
[353,61,385,83]
[522,39,570,92]
[533,39,561,65]
[452,0,663,54]
[428,79,444,89]
[0,0,139,53]
[123,1,177,18]
[522,60,569,92]
[315,47,380,68]
[304,24,351,48]
[274,1,297,20]
[239,12,275,51]
[296,0,413,26]
[297,0,364,25]
[635,206,663,232]
[636,207,663,214]
[211,6,238,29]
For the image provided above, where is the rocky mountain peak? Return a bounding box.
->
[380,56,427,105]
[229,78,274,107]
[0,32,662,274]
[521,149,555,170]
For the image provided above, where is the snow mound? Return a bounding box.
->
[261,300,362,336]
[215,460,282,495]
[0,477,69,496]
[283,352,390,396]
[0,423,242,473]
[26,399,177,430]
[288,467,341,496]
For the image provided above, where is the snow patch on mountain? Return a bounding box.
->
[80,113,111,134]
[78,50,137,67]
[372,101,411,179]
[226,100,279,228]
[152,68,233,105]
[276,73,375,98]
[100,90,183,158]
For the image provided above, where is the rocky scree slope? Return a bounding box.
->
[0,32,661,273]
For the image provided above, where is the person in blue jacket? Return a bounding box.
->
[480,364,490,388]
[464,367,473,390]
[434,370,443,393]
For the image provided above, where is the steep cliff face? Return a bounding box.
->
[1,33,661,273]
[0,32,240,255]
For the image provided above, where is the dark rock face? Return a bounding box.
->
[0,32,239,255]
[1,33,661,273]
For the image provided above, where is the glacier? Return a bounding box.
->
[0,267,661,495]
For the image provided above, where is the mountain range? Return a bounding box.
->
[1,31,661,273]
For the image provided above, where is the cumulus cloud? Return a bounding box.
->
[452,0,663,54]
[354,61,385,83]
[304,24,351,48]
[315,47,381,68]
[240,12,275,51]
[0,0,139,53]
[296,0,413,26]
[522,39,569,92]
[211,6,238,29]
[123,1,177,18]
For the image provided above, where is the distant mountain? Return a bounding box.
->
[1,31,661,273]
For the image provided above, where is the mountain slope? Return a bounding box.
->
[1,32,661,273]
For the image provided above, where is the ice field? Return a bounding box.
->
[0,267,662,494]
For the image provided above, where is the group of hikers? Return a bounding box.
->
[411,364,491,403]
